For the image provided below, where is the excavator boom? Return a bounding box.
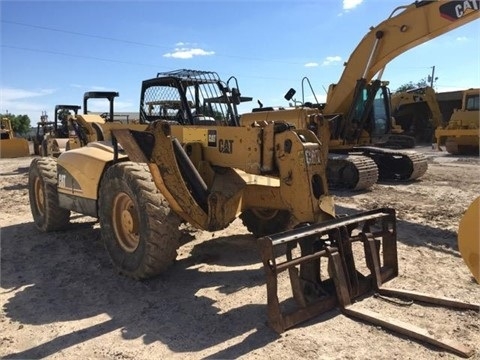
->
[325,0,480,115]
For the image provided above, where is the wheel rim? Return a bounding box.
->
[34,177,45,216]
[112,192,140,253]
[251,208,280,221]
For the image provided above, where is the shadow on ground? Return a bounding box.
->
[1,220,277,359]
[1,201,461,359]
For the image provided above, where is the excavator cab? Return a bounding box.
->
[340,80,415,149]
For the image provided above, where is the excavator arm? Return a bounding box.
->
[325,0,480,115]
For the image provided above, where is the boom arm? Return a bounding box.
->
[325,0,480,115]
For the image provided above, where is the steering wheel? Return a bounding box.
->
[100,112,110,121]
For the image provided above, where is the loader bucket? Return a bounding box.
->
[258,208,479,358]
[458,196,480,283]
[0,138,31,158]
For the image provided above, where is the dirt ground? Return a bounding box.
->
[1,145,479,360]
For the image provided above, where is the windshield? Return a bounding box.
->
[465,94,479,111]
[141,80,235,126]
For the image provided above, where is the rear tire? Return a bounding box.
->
[240,208,290,238]
[98,162,181,279]
[28,157,71,232]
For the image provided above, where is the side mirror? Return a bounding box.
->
[284,88,296,101]
[232,88,241,105]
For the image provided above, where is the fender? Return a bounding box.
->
[57,141,128,216]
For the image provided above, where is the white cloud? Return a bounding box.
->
[163,45,215,59]
[343,0,363,10]
[69,84,110,91]
[0,87,57,120]
[322,56,342,66]
[1,87,56,102]
[456,36,469,42]
[304,62,319,68]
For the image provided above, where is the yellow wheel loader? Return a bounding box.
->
[435,88,479,155]
[28,70,479,358]
[241,0,479,190]
[0,118,30,158]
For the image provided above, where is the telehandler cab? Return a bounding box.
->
[29,69,479,358]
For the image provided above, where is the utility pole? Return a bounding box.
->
[428,66,438,88]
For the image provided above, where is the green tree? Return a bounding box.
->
[0,113,31,135]
[395,78,429,93]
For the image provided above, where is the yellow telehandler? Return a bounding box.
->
[33,105,81,157]
[0,118,30,158]
[28,70,479,357]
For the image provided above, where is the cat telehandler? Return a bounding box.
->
[28,69,479,358]
[240,0,479,190]
[33,105,81,157]
[65,91,123,151]
[34,91,125,157]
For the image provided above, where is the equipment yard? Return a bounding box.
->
[1,146,479,360]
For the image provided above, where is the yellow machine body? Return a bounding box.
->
[435,88,479,155]
[458,196,480,283]
[390,86,444,144]
[240,2,479,190]
[0,118,30,158]
[67,114,147,150]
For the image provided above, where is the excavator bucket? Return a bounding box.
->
[258,208,480,358]
[0,138,31,158]
[458,196,480,283]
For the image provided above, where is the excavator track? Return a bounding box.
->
[327,153,378,191]
[356,146,428,182]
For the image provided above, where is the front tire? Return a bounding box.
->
[98,162,181,279]
[28,157,71,232]
[240,208,290,238]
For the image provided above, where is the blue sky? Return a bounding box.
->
[1,0,479,123]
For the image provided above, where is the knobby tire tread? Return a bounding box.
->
[99,162,181,279]
[28,157,70,232]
